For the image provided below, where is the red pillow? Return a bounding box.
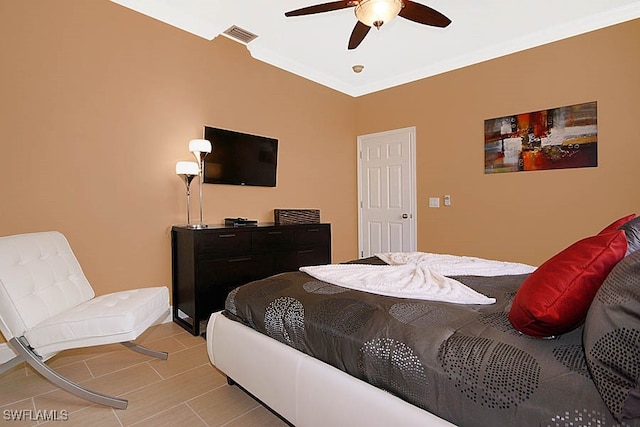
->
[509,231,628,338]
[598,214,636,234]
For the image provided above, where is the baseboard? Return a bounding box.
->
[0,306,175,365]
[0,344,17,364]
[159,307,173,324]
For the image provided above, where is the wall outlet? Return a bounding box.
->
[429,197,440,208]
[444,195,451,206]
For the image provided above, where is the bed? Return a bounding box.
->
[206,217,640,427]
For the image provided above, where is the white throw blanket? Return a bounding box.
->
[300,253,536,305]
[300,264,495,305]
[375,252,536,276]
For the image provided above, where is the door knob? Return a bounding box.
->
[402,213,409,219]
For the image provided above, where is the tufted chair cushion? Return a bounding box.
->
[0,231,95,340]
[24,286,169,355]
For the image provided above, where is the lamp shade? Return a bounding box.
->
[189,139,212,154]
[355,0,402,28]
[175,161,199,175]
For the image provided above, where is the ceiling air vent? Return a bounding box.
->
[222,25,258,44]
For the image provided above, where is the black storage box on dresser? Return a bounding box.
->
[171,223,331,335]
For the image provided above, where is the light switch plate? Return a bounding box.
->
[429,197,440,208]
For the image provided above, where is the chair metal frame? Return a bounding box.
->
[1,337,167,409]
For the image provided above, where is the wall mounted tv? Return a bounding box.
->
[202,126,278,187]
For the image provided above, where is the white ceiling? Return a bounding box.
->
[110,0,640,97]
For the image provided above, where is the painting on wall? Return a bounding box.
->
[484,101,597,174]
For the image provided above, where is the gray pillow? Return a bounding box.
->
[619,216,640,255]
[583,250,640,421]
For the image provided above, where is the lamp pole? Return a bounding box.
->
[189,139,212,228]
[175,161,199,227]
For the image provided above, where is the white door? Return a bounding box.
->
[358,127,416,258]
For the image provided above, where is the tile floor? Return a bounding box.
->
[0,322,289,427]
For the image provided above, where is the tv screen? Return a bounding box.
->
[202,126,278,187]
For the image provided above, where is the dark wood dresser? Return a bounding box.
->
[171,223,331,335]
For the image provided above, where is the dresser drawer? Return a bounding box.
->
[198,254,273,289]
[252,229,294,251]
[294,226,330,247]
[196,231,252,258]
[274,245,331,274]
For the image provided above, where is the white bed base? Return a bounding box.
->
[206,311,455,427]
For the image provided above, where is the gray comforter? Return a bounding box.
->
[224,258,634,427]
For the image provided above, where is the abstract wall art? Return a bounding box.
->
[484,101,597,174]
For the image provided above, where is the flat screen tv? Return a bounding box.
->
[202,126,278,187]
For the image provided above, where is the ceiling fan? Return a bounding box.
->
[285,0,451,50]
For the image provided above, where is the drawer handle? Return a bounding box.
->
[218,234,237,238]
[297,249,314,254]
[307,229,320,232]
[268,231,283,235]
[228,257,252,263]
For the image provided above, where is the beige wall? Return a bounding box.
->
[0,0,638,336]
[356,19,640,265]
[0,0,357,307]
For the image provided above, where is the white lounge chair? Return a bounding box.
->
[0,231,169,409]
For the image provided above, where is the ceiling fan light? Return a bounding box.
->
[355,0,403,28]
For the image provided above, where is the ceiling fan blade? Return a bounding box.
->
[285,1,356,17]
[398,1,451,27]
[348,21,371,50]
